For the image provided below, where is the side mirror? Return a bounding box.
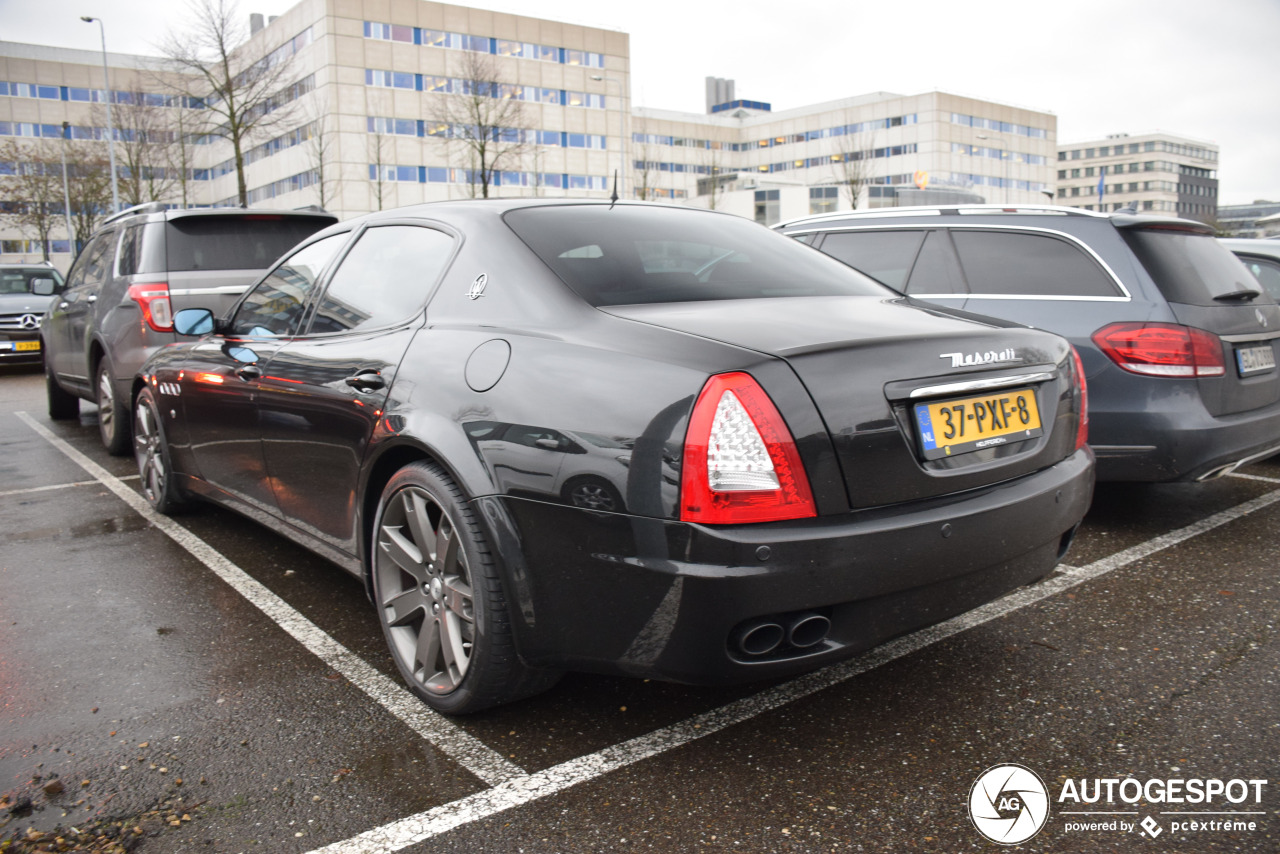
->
[31,277,55,296]
[174,307,215,336]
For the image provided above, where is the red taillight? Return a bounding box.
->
[1070,345,1088,451]
[127,283,174,332]
[681,372,817,524]
[1091,322,1225,378]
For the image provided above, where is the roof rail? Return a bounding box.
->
[775,203,1107,229]
[100,201,167,227]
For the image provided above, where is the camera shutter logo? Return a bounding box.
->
[969,763,1050,845]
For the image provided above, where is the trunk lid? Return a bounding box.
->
[605,296,1082,509]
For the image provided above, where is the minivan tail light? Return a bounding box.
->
[1070,345,1088,451]
[127,283,174,332]
[681,372,817,525]
[1091,322,1225,378]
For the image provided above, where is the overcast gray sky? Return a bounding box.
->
[6,0,1278,205]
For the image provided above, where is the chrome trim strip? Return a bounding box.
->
[1221,332,1280,344]
[168,286,249,296]
[782,222,1134,301]
[909,371,1056,400]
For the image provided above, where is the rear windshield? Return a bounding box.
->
[165,216,333,273]
[504,205,891,307]
[1122,228,1266,306]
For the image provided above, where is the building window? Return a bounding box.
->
[754,189,780,226]
[809,186,838,214]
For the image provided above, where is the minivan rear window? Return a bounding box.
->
[505,205,890,306]
[1122,229,1266,306]
[165,216,332,272]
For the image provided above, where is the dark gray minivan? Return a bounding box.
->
[776,206,1280,482]
[42,204,337,453]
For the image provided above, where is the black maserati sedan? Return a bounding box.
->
[132,200,1093,714]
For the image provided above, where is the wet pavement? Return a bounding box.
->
[1,364,1277,853]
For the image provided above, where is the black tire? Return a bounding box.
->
[45,358,79,420]
[371,461,559,714]
[96,356,131,455]
[134,387,188,515]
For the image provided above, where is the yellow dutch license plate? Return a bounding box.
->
[913,387,1043,460]
[14,340,41,352]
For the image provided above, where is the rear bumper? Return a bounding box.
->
[1090,396,1280,482]
[482,448,1094,685]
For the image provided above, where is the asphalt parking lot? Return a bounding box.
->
[1,363,1277,853]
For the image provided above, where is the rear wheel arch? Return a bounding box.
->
[359,440,482,596]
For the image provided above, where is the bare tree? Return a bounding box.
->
[631,120,655,201]
[159,0,301,206]
[697,142,728,210]
[95,95,178,206]
[64,141,114,247]
[167,104,197,207]
[429,50,530,199]
[303,96,335,209]
[367,130,391,212]
[830,115,876,210]
[0,140,63,259]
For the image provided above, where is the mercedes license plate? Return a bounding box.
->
[1236,344,1276,377]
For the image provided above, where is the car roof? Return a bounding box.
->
[1220,238,1280,260]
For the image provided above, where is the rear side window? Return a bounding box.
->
[505,205,889,307]
[165,216,332,272]
[1123,229,1265,306]
[952,230,1122,297]
[817,230,924,290]
[308,225,454,334]
[230,234,349,337]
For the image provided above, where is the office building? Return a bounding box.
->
[1055,131,1218,222]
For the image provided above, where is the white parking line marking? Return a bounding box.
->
[308,487,1280,854]
[15,411,524,787]
[0,480,99,497]
[1229,471,1280,484]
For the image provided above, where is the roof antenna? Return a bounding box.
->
[609,169,619,207]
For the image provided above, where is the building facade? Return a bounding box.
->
[2,0,1058,266]
[1055,131,1218,222]
[1217,200,1280,237]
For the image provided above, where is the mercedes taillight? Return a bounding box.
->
[1091,322,1225,378]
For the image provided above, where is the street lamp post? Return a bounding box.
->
[80,15,120,214]
[975,132,1011,204]
[59,122,75,254]
[590,74,626,200]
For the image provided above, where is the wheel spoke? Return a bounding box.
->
[441,575,473,620]
[414,614,442,679]
[379,525,425,580]
[403,490,435,562]
[433,517,456,572]
[437,610,469,682]
[384,586,428,626]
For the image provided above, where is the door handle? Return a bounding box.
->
[345,371,385,392]
[236,365,262,381]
